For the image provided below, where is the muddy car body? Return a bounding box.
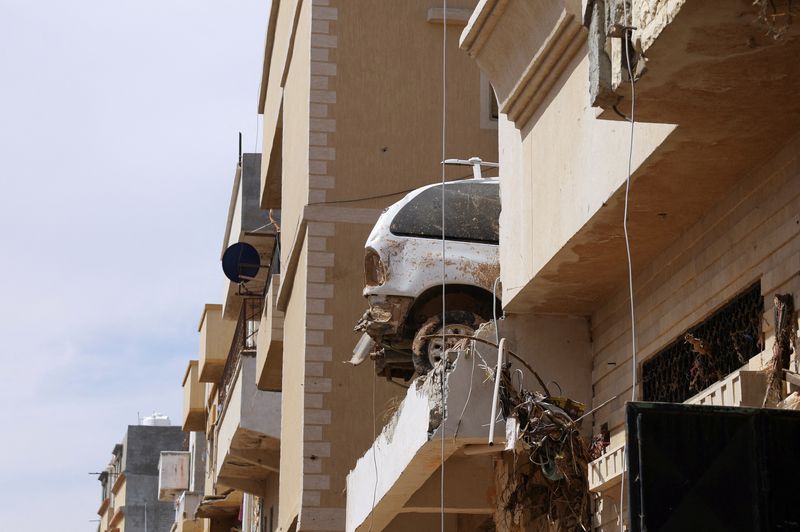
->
[355,178,500,378]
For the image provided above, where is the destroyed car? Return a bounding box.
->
[353,178,500,379]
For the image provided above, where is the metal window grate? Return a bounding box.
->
[218,297,263,407]
[642,281,763,403]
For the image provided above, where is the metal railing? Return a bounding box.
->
[216,234,278,412]
[218,297,263,407]
[642,281,763,403]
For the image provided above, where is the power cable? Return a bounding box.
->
[440,3,448,531]
[618,3,638,530]
[305,172,495,207]
[368,360,378,532]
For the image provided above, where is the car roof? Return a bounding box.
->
[398,176,498,203]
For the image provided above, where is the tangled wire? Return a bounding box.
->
[754,0,796,39]
[495,363,591,531]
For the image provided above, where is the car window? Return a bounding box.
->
[389,182,500,244]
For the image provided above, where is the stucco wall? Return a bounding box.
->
[278,234,308,530]
[266,1,500,529]
[331,0,497,205]
[279,0,311,273]
[497,51,674,310]
[501,313,594,420]
[591,132,800,447]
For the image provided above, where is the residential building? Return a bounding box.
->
[147,1,800,531]
[255,1,497,530]
[172,152,282,532]
[347,0,800,530]
[96,421,185,532]
[156,430,206,532]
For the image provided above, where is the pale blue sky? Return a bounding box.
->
[0,1,268,529]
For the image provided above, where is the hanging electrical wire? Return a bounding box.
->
[618,2,638,530]
[368,360,378,532]
[440,2,448,531]
[306,171,494,206]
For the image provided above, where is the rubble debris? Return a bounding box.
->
[414,358,449,438]
[777,391,800,410]
[492,357,591,531]
[754,0,797,39]
[588,424,610,461]
[686,332,723,394]
[763,294,796,407]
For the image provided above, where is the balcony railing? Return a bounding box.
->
[219,297,263,407]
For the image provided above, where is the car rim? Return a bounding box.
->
[427,323,476,366]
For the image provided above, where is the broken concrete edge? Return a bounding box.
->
[345,376,437,532]
[635,0,689,55]
[345,351,501,532]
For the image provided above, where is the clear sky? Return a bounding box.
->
[0,1,268,529]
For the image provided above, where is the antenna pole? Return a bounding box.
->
[238,132,243,165]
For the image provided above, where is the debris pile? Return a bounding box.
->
[754,0,797,39]
[492,358,591,530]
[763,293,797,407]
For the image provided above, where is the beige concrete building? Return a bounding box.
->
[156,1,800,531]
[168,153,281,532]
[256,1,497,530]
[169,4,498,527]
[346,0,800,530]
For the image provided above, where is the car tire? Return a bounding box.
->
[411,310,486,375]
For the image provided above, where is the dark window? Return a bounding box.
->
[641,281,763,403]
[390,182,500,244]
[489,82,499,120]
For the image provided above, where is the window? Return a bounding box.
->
[489,84,499,120]
[390,182,500,244]
[480,72,499,129]
[641,282,763,403]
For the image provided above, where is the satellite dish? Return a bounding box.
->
[222,242,261,283]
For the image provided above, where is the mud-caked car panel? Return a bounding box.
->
[354,178,500,379]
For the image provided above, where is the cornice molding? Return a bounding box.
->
[500,10,584,128]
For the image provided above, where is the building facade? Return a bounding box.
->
[97,424,185,532]
[255,1,497,530]
[143,0,800,531]
[347,0,800,530]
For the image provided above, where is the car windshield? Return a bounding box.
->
[389,181,500,244]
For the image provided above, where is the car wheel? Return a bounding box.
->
[411,311,486,374]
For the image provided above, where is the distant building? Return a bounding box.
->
[97,420,185,532]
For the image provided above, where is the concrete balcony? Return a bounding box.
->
[196,489,243,520]
[109,473,126,531]
[221,152,279,322]
[198,304,236,383]
[174,491,204,532]
[158,451,190,501]
[182,360,205,432]
[460,0,800,316]
[256,274,283,391]
[346,343,503,532]
[588,366,770,493]
[214,352,281,496]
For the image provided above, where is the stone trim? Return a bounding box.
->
[300,3,345,529]
[499,10,584,128]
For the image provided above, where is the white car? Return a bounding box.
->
[354,178,500,379]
